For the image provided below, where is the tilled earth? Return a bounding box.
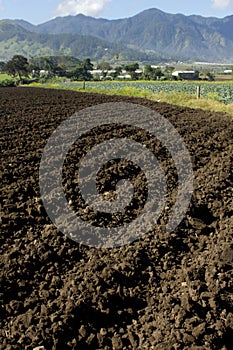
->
[1,87,233,350]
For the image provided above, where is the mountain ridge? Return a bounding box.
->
[0,20,166,62]
[1,8,233,62]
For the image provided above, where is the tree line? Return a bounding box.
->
[1,55,94,82]
[1,54,231,83]
[1,55,171,82]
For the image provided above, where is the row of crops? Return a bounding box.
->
[57,81,233,104]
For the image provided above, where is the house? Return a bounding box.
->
[172,71,196,80]
[90,69,116,79]
[224,69,232,74]
[151,65,165,69]
[89,69,103,78]
[117,74,132,79]
[39,70,49,77]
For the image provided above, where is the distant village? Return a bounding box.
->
[0,55,232,84]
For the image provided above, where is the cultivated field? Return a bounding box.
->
[58,81,233,104]
[1,87,233,349]
[29,80,233,117]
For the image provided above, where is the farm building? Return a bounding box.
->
[117,74,132,79]
[172,70,196,80]
[223,69,232,74]
[90,69,116,79]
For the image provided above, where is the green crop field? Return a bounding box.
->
[47,81,233,105]
[28,80,233,117]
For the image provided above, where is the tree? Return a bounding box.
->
[143,65,153,80]
[154,68,163,79]
[97,61,111,71]
[82,58,93,71]
[206,71,215,81]
[44,58,57,75]
[164,66,175,79]
[69,58,94,81]
[164,66,175,74]
[4,55,29,81]
[193,70,200,80]
[110,66,122,79]
[0,61,5,73]
[68,66,92,81]
[201,69,214,81]
[143,65,163,80]
[29,56,70,78]
[123,62,139,72]
[53,66,66,77]
[123,62,140,80]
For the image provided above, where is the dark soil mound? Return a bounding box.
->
[1,87,232,350]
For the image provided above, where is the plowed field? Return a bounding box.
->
[1,87,233,350]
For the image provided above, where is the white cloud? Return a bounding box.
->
[212,0,232,9]
[56,0,110,17]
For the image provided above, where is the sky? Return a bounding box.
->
[0,0,233,24]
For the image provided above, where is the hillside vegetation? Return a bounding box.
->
[4,8,233,62]
[0,20,165,62]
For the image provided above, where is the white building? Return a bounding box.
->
[172,71,196,80]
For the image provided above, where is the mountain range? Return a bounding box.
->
[1,8,233,63]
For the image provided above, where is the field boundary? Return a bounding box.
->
[27,81,233,117]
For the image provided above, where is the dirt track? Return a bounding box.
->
[1,87,233,350]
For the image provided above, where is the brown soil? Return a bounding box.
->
[1,87,233,350]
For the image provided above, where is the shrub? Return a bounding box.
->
[0,79,17,87]
[20,78,39,85]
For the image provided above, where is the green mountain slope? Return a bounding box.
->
[0,20,165,62]
[14,8,232,62]
[2,8,233,62]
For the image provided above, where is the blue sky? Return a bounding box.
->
[0,0,233,24]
